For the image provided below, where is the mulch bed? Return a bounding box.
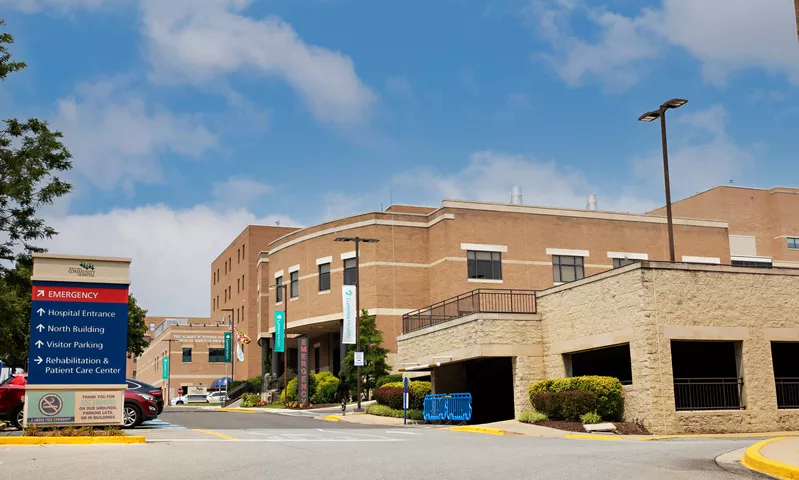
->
[534,420,651,435]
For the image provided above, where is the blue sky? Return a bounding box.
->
[2,0,797,316]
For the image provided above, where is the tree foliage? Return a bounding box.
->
[1,19,72,264]
[341,310,390,398]
[127,294,148,357]
[0,256,32,367]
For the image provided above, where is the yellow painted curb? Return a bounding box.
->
[0,436,145,445]
[216,408,259,413]
[323,415,341,422]
[450,426,507,436]
[742,437,799,480]
[642,431,799,441]
[564,434,622,441]
[193,429,237,440]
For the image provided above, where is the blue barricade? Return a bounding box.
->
[423,394,448,421]
[446,393,473,422]
[423,393,473,422]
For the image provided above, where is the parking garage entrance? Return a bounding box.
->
[432,357,514,424]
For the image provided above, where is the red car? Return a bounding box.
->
[0,373,158,429]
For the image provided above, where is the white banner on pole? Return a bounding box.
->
[342,285,357,344]
[236,343,244,362]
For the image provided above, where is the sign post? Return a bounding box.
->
[298,336,309,406]
[25,254,131,427]
[403,377,409,425]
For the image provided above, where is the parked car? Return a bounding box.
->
[0,373,27,428]
[0,372,157,429]
[206,391,228,403]
[126,379,164,413]
[171,394,209,405]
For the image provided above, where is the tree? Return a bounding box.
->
[0,256,32,367]
[127,294,148,357]
[341,310,390,399]
[1,19,72,264]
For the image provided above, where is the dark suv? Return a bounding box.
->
[126,379,164,413]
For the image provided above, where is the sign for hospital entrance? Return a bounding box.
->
[24,254,131,427]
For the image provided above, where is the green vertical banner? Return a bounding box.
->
[162,357,169,381]
[223,332,232,363]
[274,311,285,353]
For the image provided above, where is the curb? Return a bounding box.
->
[642,431,799,441]
[0,436,145,446]
[449,426,508,436]
[323,415,341,422]
[564,434,622,441]
[742,437,799,480]
[216,408,259,413]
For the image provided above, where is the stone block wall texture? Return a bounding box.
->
[537,263,799,434]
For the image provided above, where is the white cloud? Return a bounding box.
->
[529,0,799,89]
[42,205,295,317]
[140,0,376,127]
[53,78,217,191]
[632,105,754,197]
[391,150,658,213]
[211,176,273,209]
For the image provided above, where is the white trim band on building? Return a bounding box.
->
[341,251,356,260]
[682,256,721,264]
[316,256,333,265]
[288,264,300,273]
[460,243,508,253]
[607,251,648,261]
[546,248,589,257]
[731,256,772,264]
[274,269,284,279]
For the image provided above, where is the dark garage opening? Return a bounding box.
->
[671,341,743,411]
[771,342,799,409]
[434,357,514,424]
[569,344,633,385]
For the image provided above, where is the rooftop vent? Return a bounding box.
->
[586,194,598,211]
[511,186,523,205]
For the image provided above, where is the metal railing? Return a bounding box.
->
[776,377,799,409]
[673,377,744,411]
[402,289,537,334]
[222,383,251,407]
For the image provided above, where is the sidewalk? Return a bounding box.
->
[322,413,424,426]
[743,436,799,479]
[213,401,376,416]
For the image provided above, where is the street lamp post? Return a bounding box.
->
[221,308,234,395]
[639,98,688,263]
[335,236,379,412]
[269,283,289,400]
[165,339,175,401]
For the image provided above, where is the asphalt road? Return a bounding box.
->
[1,409,769,480]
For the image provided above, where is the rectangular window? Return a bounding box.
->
[242,274,245,290]
[224,262,227,274]
[209,348,225,363]
[343,258,357,286]
[318,263,331,291]
[788,238,799,249]
[772,342,799,409]
[290,271,299,298]
[237,278,240,293]
[224,289,227,302]
[732,260,772,269]
[276,276,283,303]
[242,244,245,258]
[238,248,241,264]
[242,304,245,324]
[467,251,502,280]
[553,255,584,283]
[612,258,639,268]
[182,347,192,363]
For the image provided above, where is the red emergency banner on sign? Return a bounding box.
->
[31,286,129,304]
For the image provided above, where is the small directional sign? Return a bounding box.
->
[27,281,129,386]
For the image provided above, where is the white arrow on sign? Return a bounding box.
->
[36,290,44,298]
[36,324,44,332]
[37,308,45,316]
[34,356,43,364]
[35,340,43,348]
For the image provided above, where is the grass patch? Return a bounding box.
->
[518,411,548,423]
[261,403,286,409]
[23,424,124,437]
[366,404,424,421]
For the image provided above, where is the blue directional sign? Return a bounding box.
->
[27,281,129,386]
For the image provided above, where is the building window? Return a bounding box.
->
[242,274,245,290]
[788,238,799,249]
[732,260,772,269]
[237,278,240,293]
[216,295,219,308]
[238,248,241,264]
[467,251,502,280]
[228,286,231,299]
[224,289,227,302]
[612,258,639,268]
[242,244,245,258]
[343,258,357,286]
[224,262,227,275]
[209,348,225,363]
[276,276,283,303]
[553,255,584,283]
[290,271,299,298]
[319,263,331,291]
[182,347,192,363]
[242,304,245,324]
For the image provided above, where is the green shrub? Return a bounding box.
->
[280,374,319,404]
[580,411,602,425]
[312,373,339,404]
[382,381,431,410]
[375,386,404,409]
[376,374,403,387]
[529,376,624,420]
[240,393,261,408]
[517,411,548,423]
[366,404,424,421]
[532,391,597,421]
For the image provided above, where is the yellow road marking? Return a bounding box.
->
[193,429,237,440]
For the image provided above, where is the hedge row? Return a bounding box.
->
[531,391,597,421]
[528,376,623,420]
[280,372,339,405]
[374,381,431,410]
[366,404,424,421]
[376,374,403,387]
